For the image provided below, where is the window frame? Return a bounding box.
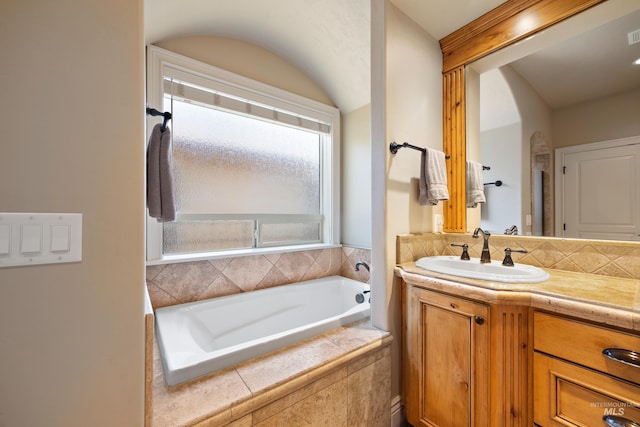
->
[146,46,341,263]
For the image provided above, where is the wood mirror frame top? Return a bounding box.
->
[439,0,606,232]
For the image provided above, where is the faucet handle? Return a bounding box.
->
[451,243,470,260]
[502,247,528,266]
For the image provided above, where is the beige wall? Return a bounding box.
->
[552,87,640,148]
[383,1,444,399]
[0,1,145,426]
[342,104,373,248]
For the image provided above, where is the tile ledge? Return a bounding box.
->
[149,320,391,427]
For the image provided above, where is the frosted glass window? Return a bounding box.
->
[162,96,322,254]
[261,223,320,246]
[163,221,253,253]
[168,99,320,215]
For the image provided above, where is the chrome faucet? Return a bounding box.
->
[504,225,519,235]
[354,261,370,272]
[472,227,492,263]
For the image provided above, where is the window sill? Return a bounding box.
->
[146,243,343,266]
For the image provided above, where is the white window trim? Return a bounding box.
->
[146,45,341,262]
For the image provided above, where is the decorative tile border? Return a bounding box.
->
[397,233,640,280]
[146,246,371,309]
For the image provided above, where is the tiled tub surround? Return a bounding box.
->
[147,246,371,309]
[148,321,392,427]
[397,233,640,280]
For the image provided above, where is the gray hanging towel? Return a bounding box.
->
[147,123,176,222]
[466,160,486,208]
[419,148,449,206]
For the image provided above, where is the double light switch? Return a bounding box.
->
[0,213,82,267]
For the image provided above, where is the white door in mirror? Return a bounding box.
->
[559,138,640,241]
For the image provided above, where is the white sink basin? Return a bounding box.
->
[415,256,550,283]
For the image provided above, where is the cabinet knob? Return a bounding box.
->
[602,348,640,368]
[603,415,640,427]
[474,316,485,325]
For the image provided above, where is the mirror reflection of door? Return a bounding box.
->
[557,137,640,241]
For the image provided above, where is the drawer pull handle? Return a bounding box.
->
[602,348,640,368]
[603,415,640,427]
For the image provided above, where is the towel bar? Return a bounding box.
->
[389,141,451,159]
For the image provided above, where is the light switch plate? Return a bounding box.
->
[0,213,82,268]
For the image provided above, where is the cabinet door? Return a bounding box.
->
[534,352,640,426]
[403,284,490,427]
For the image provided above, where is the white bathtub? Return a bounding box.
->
[155,275,371,386]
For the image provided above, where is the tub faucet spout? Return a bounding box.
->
[472,227,492,264]
[354,261,370,272]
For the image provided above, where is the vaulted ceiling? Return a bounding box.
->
[144,1,640,114]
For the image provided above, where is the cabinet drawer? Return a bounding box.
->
[534,312,640,384]
[534,352,640,426]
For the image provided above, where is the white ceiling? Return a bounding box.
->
[388,0,505,40]
[509,8,640,109]
[144,1,640,114]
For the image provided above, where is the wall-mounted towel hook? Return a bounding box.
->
[389,141,451,159]
[482,165,491,170]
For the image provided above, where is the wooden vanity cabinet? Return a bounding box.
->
[402,281,531,427]
[533,312,640,427]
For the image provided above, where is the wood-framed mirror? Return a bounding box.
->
[439,0,612,233]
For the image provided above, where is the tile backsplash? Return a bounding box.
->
[146,246,371,309]
[397,232,640,280]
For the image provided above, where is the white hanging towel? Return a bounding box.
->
[466,160,486,208]
[419,148,449,206]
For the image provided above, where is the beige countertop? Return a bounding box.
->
[396,263,640,332]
